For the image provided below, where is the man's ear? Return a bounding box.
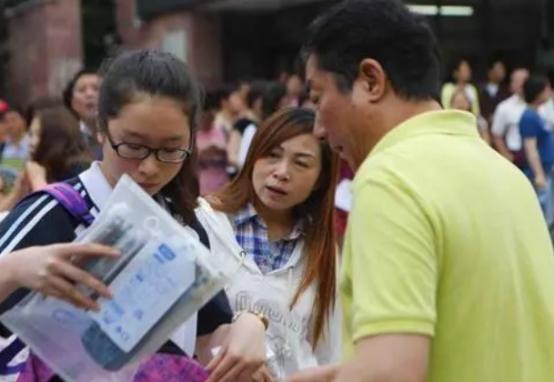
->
[358,58,387,103]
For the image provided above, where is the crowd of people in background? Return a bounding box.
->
[0,56,553,240]
[166,57,554,236]
[442,59,554,228]
[0,55,548,245]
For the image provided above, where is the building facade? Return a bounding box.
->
[0,0,553,107]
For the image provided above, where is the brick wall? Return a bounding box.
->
[6,0,82,108]
[115,0,223,90]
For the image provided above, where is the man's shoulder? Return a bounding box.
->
[353,149,415,193]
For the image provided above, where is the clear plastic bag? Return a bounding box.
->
[0,175,230,381]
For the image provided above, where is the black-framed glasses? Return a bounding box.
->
[105,129,193,163]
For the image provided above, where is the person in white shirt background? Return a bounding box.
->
[441,58,480,116]
[491,67,530,167]
[538,71,554,130]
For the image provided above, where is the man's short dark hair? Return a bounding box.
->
[302,0,441,101]
[523,75,549,104]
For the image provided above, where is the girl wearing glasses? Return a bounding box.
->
[0,50,268,382]
[197,107,341,380]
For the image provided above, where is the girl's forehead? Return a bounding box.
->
[118,96,188,119]
[109,98,191,140]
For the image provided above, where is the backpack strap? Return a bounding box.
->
[0,338,26,376]
[28,183,94,227]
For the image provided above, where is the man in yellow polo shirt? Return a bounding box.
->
[289,0,554,381]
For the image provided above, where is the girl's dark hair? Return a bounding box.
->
[32,107,90,182]
[209,108,339,346]
[62,68,99,117]
[97,49,203,224]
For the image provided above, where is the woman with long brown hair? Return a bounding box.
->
[0,107,91,211]
[25,106,91,190]
[198,107,341,379]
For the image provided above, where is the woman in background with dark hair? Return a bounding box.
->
[237,82,288,169]
[450,88,491,144]
[441,58,480,116]
[227,81,265,174]
[25,106,91,191]
[1,106,30,172]
[62,68,102,158]
[0,107,90,212]
[197,92,229,195]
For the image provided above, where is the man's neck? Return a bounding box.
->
[353,99,442,169]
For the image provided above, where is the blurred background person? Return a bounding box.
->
[0,101,12,196]
[237,81,288,168]
[441,58,480,116]
[25,106,91,191]
[227,81,265,175]
[539,70,554,130]
[0,107,90,212]
[0,100,9,161]
[491,67,529,167]
[213,84,244,138]
[479,59,510,128]
[62,68,101,159]
[451,88,491,143]
[286,74,304,107]
[519,74,554,225]
[1,106,30,172]
[197,92,230,195]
